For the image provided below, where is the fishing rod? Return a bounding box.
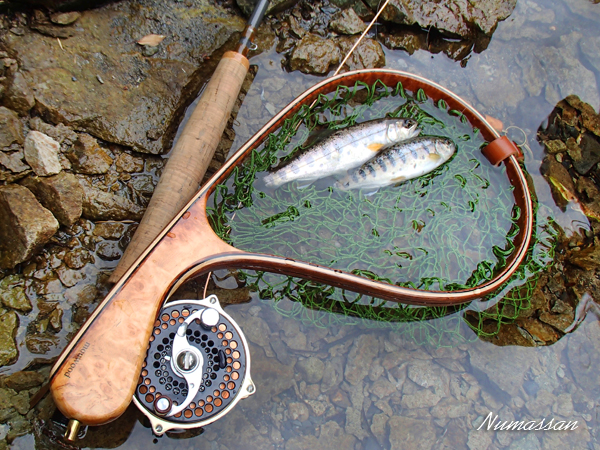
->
[109,0,271,284]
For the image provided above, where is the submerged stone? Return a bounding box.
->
[337,36,385,70]
[0,275,32,313]
[20,172,83,226]
[0,185,59,269]
[0,310,18,367]
[3,371,45,391]
[23,131,62,177]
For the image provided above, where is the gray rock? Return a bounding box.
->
[296,357,325,384]
[467,429,492,450]
[330,8,366,35]
[0,311,18,367]
[247,344,294,406]
[0,275,32,312]
[388,416,436,450]
[23,131,62,176]
[3,371,45,391]
[344,334,378,385]
[567,316,600,395]
[363,0,517,37]
[0,150,29,173]
[3,72,35,115]
[0,107,23,148]
[287,402,309,422]
[337,37,386,70]
[5,1,246,155]
[580,35,600,74]
[20,172,83,226]
[67,134,113,175]
[64,283,98,306]
[0,185,59,269]
[289,34,341,75]
[345,406,368,440]
[81,183,144,221]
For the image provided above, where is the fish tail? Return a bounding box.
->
[263,172,284,188]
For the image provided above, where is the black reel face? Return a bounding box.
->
[133,296,254,435]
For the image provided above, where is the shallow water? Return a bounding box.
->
[6,0,600,448]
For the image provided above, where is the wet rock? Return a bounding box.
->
[543,140,567,154]
[345,406,368,440]
[289,34,341,75]
[540,157,577,209]
[0,150,29,173]
[329,8,366,35]
[81,183,144,221]
[236,315,273,355]
[23,131,62,176]
[48,307,63,331]
[93,221,125,239]
[20,172,83,226]
[3,371,45,391]
[381,29,426,55]
[236,0,299,16]
[0,275,32,313]
[5,2,245,155]
[96,241,121,261]
[344,334,378,385]
[580,35,600,75]
[67,134,112,175]
[28,118,77,145]
[337,37,385,70]
[364,0,517,37]
[539,312,573,332]
[569,240,600,270]
[296,356,325,384]
[0,107,24,148]
[115,152,144,173]
[25,334,60,355]
[0,185,59,269]
[467,429,492,450]
[64,248,93,269]
[49,11,81,25]
[55,265,86,287]
[3,72,35,115]
[388,416,436,450]
[0,311,18,367]
[517,318,558,344]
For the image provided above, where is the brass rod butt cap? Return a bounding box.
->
[64,419,81,442]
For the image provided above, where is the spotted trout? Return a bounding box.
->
[263,118,420,188]
[335,136,456,191]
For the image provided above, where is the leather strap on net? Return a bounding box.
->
[482,136,522,166]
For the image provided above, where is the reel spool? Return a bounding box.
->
[133,295,254,436]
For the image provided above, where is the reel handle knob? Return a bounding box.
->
[154,396,172,417]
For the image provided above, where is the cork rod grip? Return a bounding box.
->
[109,51,250,283]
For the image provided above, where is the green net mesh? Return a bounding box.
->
[207,79,557,345]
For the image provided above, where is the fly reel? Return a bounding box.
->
[133,295,254,435]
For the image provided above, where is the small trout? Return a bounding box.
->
[263,118,420,188]
[335,136,456,191]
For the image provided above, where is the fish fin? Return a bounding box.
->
[364,189,379,197]
[295,180,314,190]
[428,153,442,161]
[367,142,385,152]
[391,176,406,186]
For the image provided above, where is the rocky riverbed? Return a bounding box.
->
[0,0,600,449]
